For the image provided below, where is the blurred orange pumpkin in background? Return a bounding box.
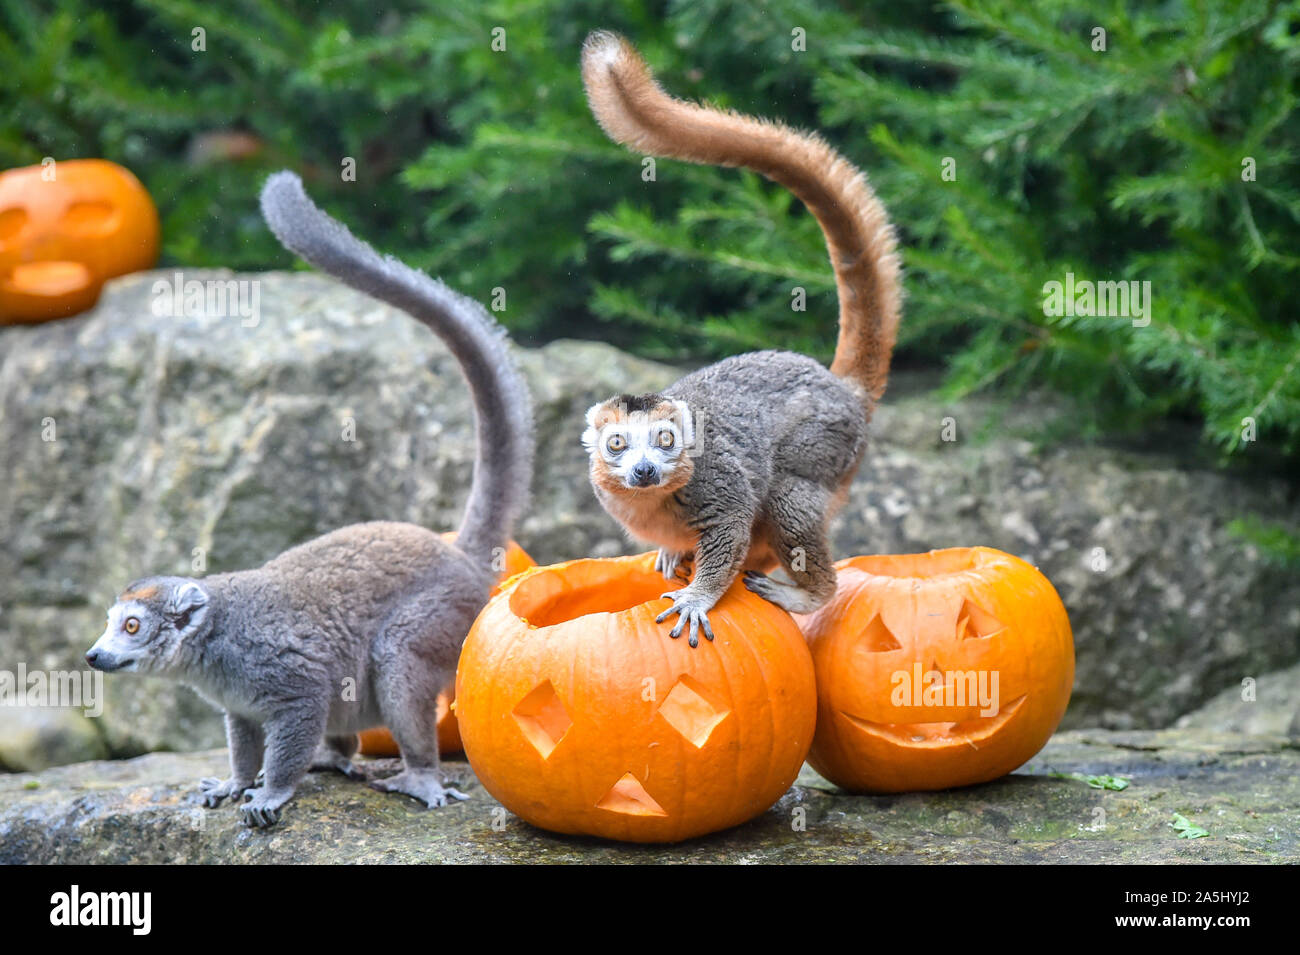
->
[455,552,817,843]
[0,159,159,323]
[357,692,461,758]
[796,546,1074,793]
[356,536,535,758]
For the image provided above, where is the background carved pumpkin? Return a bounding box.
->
[796,547,1073,793]
[455,552,818,843]
[357,536,535,758]
[0,159,159,323]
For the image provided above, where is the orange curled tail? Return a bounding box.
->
[582,31,902,409]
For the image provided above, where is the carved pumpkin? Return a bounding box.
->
[796,547,1074,793]
[357,536,535,758]
[455,552,818,842]
[0,160,160,324]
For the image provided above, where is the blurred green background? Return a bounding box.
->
[3,0,1298,550]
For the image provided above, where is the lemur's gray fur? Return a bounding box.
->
[580,33,902,646]
[86,172,534,827]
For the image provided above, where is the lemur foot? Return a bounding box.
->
[309,742,366,780]
[198,776,259,808]
[370,769,469,808]
[239,787,293,828]
[656,586,717,648]
[654,548,693,583]
[743,571,826,615]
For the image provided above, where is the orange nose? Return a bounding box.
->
[0,260,100,323]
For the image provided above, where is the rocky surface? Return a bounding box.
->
[1,269,1298,767]
[1176,661,1300,736]
[0,728,1293,863]
[0,705,108,771]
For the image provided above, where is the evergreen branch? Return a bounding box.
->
[1246,335,1300,425]
[589,207,837,288]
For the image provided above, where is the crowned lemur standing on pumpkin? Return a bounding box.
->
[579,32,903,647]
[85,172,534,827]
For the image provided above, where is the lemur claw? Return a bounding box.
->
[198,775,258,808]
[654,549,693,583]
[241,805,279,827]
[656,590,716,647]
[744,569,825,613]
[240,788,290,828]
[371,769,470,808]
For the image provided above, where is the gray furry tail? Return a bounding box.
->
[259,171,534,569]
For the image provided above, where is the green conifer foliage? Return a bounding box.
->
[3,0,1297,490]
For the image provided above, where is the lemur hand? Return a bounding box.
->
[656,585,717,648]
[654,548,693,582]
[199,775,258,808]
[240,787,292,828]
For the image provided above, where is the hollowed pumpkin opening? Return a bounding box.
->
[509,559,669,629]
[843,547,990,580]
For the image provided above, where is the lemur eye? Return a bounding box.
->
[124,617,140,635]
[657,430,676,449]
[606,434,627,454]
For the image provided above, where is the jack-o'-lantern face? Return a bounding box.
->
[455,552,818,843]
[797,547,1074,793]
[0,159,159,324]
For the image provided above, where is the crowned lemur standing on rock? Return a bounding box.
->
[85,172,534,827]
[579,33,904,647]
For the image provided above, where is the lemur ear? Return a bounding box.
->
[582,401,607,454]
[171,581,209,611]
[168,581,209,631]
[671,399,695,447]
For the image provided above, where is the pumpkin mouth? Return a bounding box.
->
[3,260,94,297]
[840,694,1027,746]
[842,548,995,580]
[509,558,671,628]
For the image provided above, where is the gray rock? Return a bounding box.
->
[0,729,1294,862]
[0,705,108,771]
[1176,661,1300,736]
[1,269,1297,763]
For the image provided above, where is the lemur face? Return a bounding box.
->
[86,578,210,675]
[583,393,695,493]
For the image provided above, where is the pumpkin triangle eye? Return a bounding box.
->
[858,613,901,652]
[956,599,1004,640]
[60,199,120,237]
